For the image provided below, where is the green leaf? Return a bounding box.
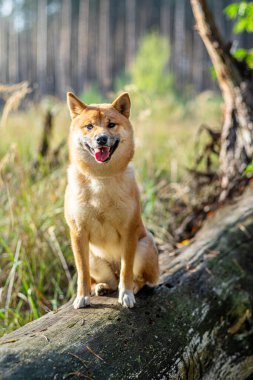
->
[234,18,248,33]
[209,65,217,81]
[233,48,253,69]
[243,163,253,175]
[246,50,253,68]
[238,2,248,16]
[224,4,240,19]
[233,48,247,60]
[224,2,253,33]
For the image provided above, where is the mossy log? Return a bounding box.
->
[1,187,253,379]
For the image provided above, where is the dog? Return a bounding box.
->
[65,92,159,308]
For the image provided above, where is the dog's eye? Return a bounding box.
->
[108,122,116,129]
[85,124,93,131]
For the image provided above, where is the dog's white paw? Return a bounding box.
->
[118,289,136,308]
[73,295,90,309]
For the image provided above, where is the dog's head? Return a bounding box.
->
[67,92,134,175]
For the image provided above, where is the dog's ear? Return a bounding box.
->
[112,92,131,119]
[67,92,87,119]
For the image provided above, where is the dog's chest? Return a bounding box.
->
[87,180,133,258]
[90,179,130,223]
[66,168,137,261]
[76,177,134,231]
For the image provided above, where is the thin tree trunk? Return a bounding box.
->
[36,0,47,95]
[190,0,253,200]
[0,17,7,83]
[77,0,89,94]
[174,0,186,91]
[192,22,204,92]
[8,15,18,83]
[160,0,171,38]
[47,12,54,94]
[52,11,60,97]
[97,0,111,92]
[125,0,136,69]
[58,0,71,98]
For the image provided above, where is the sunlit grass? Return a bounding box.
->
[0,158,76,336]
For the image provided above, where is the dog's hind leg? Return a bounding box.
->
[133,232,159,294]
[90,253,118,296]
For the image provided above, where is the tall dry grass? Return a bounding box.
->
[0,81,31,129]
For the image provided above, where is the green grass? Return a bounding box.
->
[0,91,222,337]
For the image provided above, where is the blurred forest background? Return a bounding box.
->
[0,0,252,337]
[0,0,251,96]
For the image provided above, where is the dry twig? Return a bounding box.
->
[0,81,31,128]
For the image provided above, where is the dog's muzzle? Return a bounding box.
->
[84,138,120,163]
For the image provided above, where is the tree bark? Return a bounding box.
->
[77,0,89,94]
[0,17,8,83]
[36,0,47,95]
[125,0,136,69]
[57,0,71,99]
[190,0,253,200]
[174,0,186,91]
[97,0,111,92]
[8,14,18,84]
[1,186,253,379]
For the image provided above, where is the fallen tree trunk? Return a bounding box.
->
[1,187,253,379]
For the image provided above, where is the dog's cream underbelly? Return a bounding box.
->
[88,218,123,263]
[89,242,121,264]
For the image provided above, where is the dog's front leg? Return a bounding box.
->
[118,225,137,308]
[70,229,91,309]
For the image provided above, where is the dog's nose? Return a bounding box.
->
[96,134,108,146]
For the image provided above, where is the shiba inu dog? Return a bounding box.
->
[65,92,159,309]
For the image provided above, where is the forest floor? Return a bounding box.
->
[0,90,223,336]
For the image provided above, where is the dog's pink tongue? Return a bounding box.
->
[94,147,110,162]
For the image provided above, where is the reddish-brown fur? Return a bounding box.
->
[65,92,159,308]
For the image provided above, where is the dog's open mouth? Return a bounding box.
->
[94,146,110,162]
[85,140,119,163]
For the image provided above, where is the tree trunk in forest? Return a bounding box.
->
[8,14,18,84]
[57,0,71,99]
[97,0,111,92]
[52,11,60,97]
[190,0,253,200]
[1,186,253,379]
[37,0,47,95]
[174,0,186,90]
[0,18,8,84]
[77,0,89,94]
[125,0,136,69]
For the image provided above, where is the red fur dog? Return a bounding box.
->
[65,92,159,308]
